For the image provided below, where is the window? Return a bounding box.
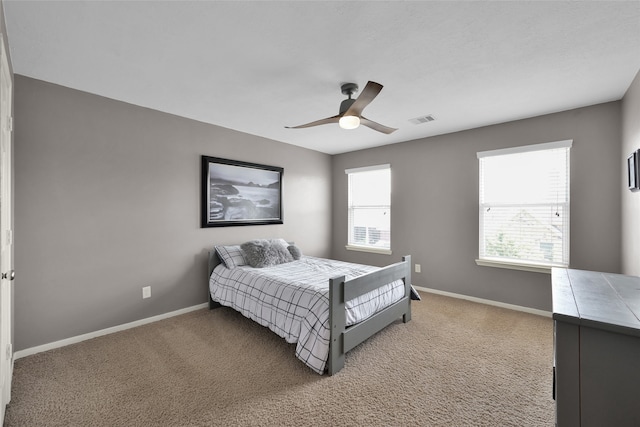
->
[477,140,572,272]
[346,164,391,254]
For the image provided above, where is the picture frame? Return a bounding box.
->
[201,156,283,227]
[627,151,639,192]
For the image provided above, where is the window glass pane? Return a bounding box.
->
[482,205,567,265]
[350,207,390,248]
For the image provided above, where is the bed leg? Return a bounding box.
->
[403,307,411,323]
[209,295,222,310]
[328,348,345,376]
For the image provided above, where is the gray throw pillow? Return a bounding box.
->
[287,245,303,260]
[241,239,294,268]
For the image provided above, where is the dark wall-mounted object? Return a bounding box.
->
[201,156,283,227]
[627,151,639,191]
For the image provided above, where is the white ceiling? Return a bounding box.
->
[3,1,640,155]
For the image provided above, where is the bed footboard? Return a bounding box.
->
[327,255,412,375]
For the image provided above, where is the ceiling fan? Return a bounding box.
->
[285,81,397,134]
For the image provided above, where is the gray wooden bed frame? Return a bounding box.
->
[207,250,412,375]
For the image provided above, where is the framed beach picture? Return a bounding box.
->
[201,156,283,227]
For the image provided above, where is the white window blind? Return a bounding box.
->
[477,140,572,268]
[346,164,391,252]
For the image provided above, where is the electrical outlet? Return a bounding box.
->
[142,286,151,299]
[415,264,421,273]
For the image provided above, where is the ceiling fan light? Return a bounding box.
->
[339,115,360,130]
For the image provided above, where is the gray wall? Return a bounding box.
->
[332,102,622,311]
[622,70,640,276]
[14,76,332,351]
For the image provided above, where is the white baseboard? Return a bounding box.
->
[14,303,209,360]
[414,286,551,318]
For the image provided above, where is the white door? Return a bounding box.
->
[0,33,14,423]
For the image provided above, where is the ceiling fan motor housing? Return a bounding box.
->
[339,98,356,115]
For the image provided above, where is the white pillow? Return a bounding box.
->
[215,245,247,269]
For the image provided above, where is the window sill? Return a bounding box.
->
[345,245,392,255]
[475,259,563,274]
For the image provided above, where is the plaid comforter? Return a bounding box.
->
[209,256,405,374]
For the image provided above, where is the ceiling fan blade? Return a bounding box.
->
[285,115,340,129]
[360,116,397,134]
[344,81,383,117]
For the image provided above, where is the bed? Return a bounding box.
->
[207,239,414,375]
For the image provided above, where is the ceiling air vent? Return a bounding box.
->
[409,114,435,125]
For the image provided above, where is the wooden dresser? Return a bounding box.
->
[552,268,640,427]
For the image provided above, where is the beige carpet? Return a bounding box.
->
[5,292,554,426]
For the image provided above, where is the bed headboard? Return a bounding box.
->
[208,249,222,278]
[208,249,223,309]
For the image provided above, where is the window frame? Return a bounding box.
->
[345,164,392,255]
[476,140,572,273]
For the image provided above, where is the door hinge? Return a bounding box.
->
[5,343,11,361]
[5,230,11,246]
